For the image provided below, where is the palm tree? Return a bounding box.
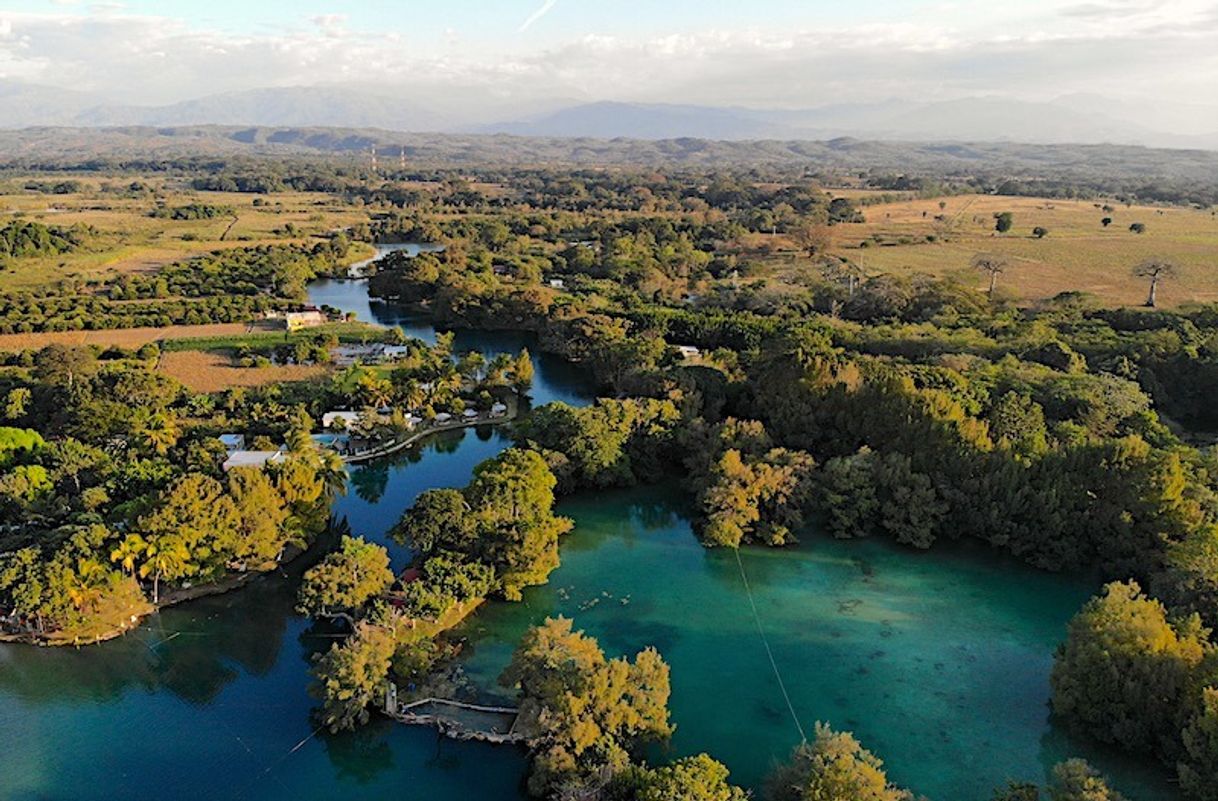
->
[356,374,394,409]
[110,533,149,577]
[139,536,190,604]
[65,556,110,615]
[317,448,349,500]
[134,411,180,456]
[399,379,427,412]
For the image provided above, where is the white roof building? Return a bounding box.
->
[434,412,453,423]
[675,345,701,359]
[462,408,479,419]
[222,450,285,473]
[322,411,362,428]
[491,402,508,416]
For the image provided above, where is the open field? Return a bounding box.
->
[815,194,1218,307]
[0,180,373,290]
[0,322,264,351]
[158,350,327,392]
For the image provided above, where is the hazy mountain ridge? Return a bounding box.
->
[2,82,1215,150]
[4,125,1218,186]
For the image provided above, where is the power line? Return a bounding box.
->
[734,547,807,745]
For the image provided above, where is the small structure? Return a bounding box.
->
[386,697,529,746]
[322,411,362,429]
[674,344,701,360]
[490,402,508,417]
[273,306,327,331]
[217,434,246,453]
[434,412,453,424]
[548,278,565,289]
[406,414,424,428]
[462,408,479,420]
[222,450,285,473]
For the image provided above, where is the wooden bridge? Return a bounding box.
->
[384,691,531,745]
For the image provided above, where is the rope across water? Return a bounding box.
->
[734,547,807,745]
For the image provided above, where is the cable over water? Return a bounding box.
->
[734,547,807,745]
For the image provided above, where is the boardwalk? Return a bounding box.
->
[385,697,531,745]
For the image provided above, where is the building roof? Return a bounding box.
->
[222,450,285,472]
[217,434,246,451]
[322,411,362,427]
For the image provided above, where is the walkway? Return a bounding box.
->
[385,698,531,745]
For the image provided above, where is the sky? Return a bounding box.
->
[0,0,1216,122]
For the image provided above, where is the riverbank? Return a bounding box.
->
[344,403,518,464]
[0,544,308,647]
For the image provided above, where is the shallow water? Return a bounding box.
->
[0,283,1182,801]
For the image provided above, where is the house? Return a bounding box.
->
[222,450,285,472]
[434,412,453,424]
[548,278,565,289]
[217,434,246,453]
[406,414,423,428]
[490,402,508,417]
[674,344,701,360]
[462,408,479,419]
[322,411,362,429]
[283,307,327,331]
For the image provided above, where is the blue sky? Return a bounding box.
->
[0,0,1215,118]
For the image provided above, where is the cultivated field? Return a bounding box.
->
[158,350,326,392]
[819,194,1218,307]
[0,180,373,290]
[0,322,262,351]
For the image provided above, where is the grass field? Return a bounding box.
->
[0,322,263,351]
[813,194,1218,307]
[0,180,373,290]
[158,350,326,392]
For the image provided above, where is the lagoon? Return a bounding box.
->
[0,279,1180,801]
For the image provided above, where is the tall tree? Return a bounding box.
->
[1133,259,1175,308]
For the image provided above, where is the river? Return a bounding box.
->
[0,274,1180,801]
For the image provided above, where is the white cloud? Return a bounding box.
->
[0,1,1212,128]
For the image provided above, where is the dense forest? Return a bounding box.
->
[3,156,1218,800]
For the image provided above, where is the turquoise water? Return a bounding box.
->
[0,284,1181,800]
[455,486,1179,799]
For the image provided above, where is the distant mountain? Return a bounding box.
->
[481,98,1218,149]
[1,81,1215,150]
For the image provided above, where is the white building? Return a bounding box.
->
[490,402,508,417]
[322,411,362,429]
[677,345,700,358]
[222,450,285,473]
[434,412,453,424]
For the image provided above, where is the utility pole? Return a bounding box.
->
[370,144,378,175]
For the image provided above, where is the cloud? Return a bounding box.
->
[0,1,1212,129]
[518,0,557,33]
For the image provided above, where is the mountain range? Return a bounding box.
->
[2,82,1216,150]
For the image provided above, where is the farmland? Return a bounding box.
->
[157,349,326,391]
[813,193,1218,307]
[0,178,373,291]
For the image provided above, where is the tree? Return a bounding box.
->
[466,448,572,599]
[133,473,241,599]
[1050,581,1209,756]
[1132,259,1175,308]
[33,344,97,390]
[764,723,913,801]
[972,253,1010,300]
[297,535,394,619]
[994,212,1014,233]
[227,467,292,566]
[1047,759,1127,801]
[1129,222,1146,234]
[512,348,535,395]
[501,617,673,797]
[1032,226,1049,239]
[1101,217,1113,228]
[615,754,748,801]
[392,488,473,554]
[1179,688,1218,800]
[311,620,395,732]
[792,222,833,258]
[4,387,30,420]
